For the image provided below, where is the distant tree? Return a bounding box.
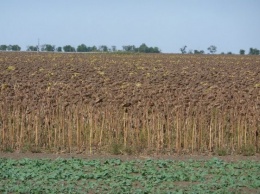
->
[194,50,204,54]
[56,47,62,52]
[188,50,193,54]
[139,43,149,53]
[111,46,117,52]
[152,47,160,53]
[147,46,160,53]
[131,45,136,52]
[220,52,225,55]
[98,45,108,52]
[11,45,21,51]
[77,44,88,52]
[121,44,160,53]
[27,46,38,51]
[122,46,127,51]
[122,45,128,51]
[91,46,97,52]
[0,45,8,51]
[239,49,245,55]
[180,45,187,54]
[249,48,259,55]
[2,44,21,51]
[207,45,217,54]
[63,45,76,52]
[148,47,155,53]
[227,52,233,55]
[41,44,55,52]
[249,48,253,55]
[122,45,136,52]
[7,45,12,51]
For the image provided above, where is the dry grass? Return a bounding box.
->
[0,102,259,155]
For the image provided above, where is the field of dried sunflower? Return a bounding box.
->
[0,52,259,155]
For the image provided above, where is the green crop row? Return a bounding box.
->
[0,157,259,193]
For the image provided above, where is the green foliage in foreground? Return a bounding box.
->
[0,158,259,194]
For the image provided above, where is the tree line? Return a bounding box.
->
[179,45,260,55]
[0,45,21,51]
[0,43,160,53]
[1,43,259,55]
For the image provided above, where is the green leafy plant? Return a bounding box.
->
[0,158,259,193]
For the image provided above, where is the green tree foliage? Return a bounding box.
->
[122,45,136,52]
[41,44,55,52]
[56,47,62,52]
[0,45,8,51]
[63,45,76,52]
[249,48,259,55]
[152,47,160,53]
[7,45,12,51]
[111,46,117,52]
[91,46,97,52]
[99,45,108,52]
[194,50,204,54]
[27,46,38,51]
[76,45,98,52]
[138,43,149,53]
[137,43,160,53]
[239,49,245,55]
[0,44,21,51]
[11,45,21,51]
[207,45,217,54]
[1,43,161,53]
[77,44,88,52]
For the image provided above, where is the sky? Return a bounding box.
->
[1,0,260,53]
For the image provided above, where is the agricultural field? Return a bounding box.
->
[0,52,259,155]
[0,157,260,193]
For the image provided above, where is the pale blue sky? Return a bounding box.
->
[1,0,260,53]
